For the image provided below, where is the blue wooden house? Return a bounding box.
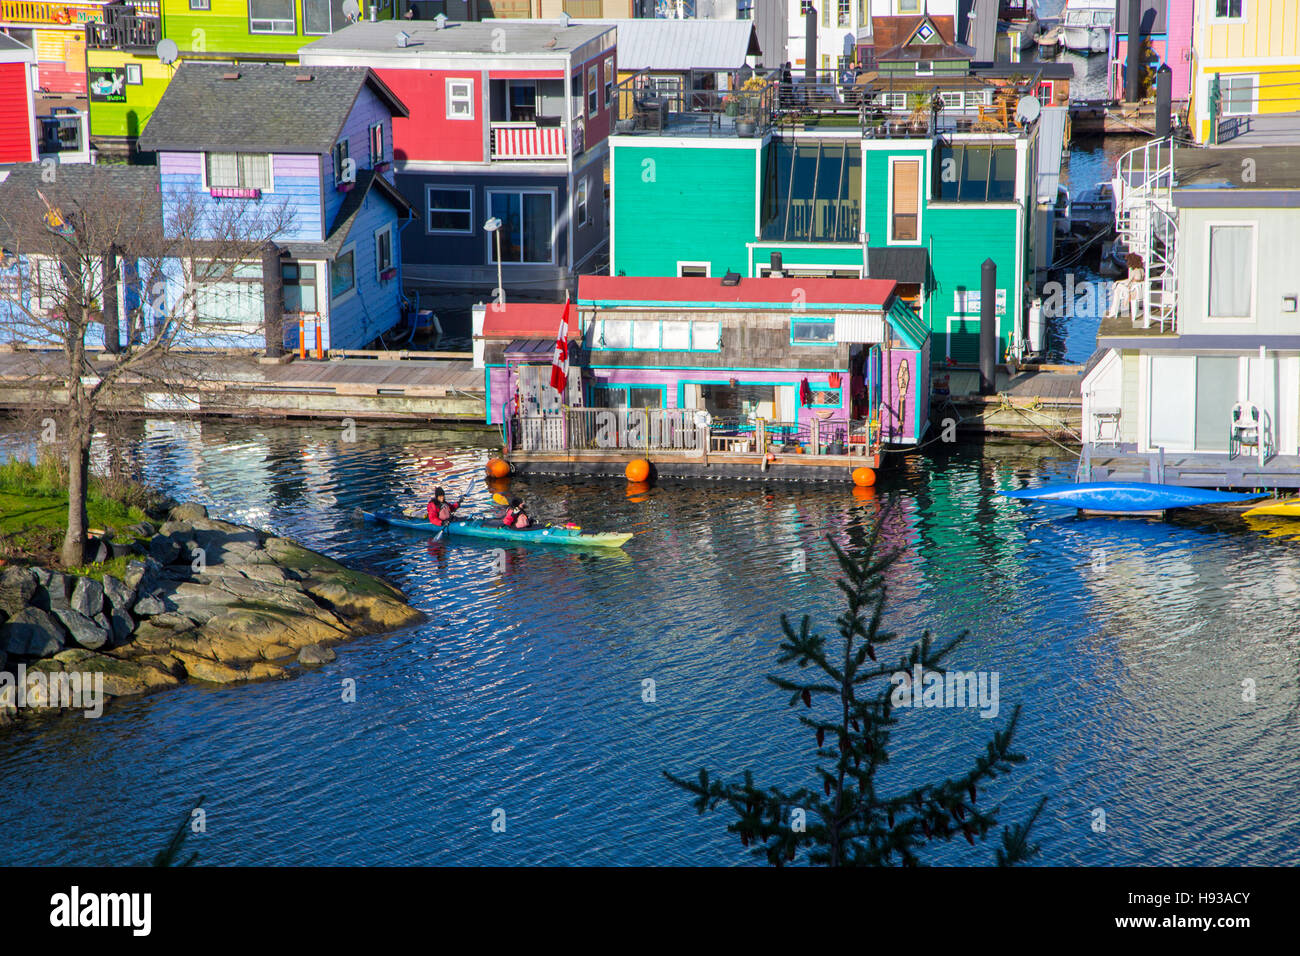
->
[137,61,416,352]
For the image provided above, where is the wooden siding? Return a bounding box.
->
[159,150,324,242]
[325,190,405,350]
[325,83,393,230]
[86,49,172,139]
[0,60,35,163]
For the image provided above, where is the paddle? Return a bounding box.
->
[434,477,478,541]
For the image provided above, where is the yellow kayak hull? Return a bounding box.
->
[1242,501,1300,517]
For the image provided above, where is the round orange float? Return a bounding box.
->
[486,458,511,478]
[852,466,876,487]
[626,459,650,483]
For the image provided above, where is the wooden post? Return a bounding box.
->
[101,245,120,354]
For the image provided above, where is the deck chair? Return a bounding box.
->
[1229,401,1271,466]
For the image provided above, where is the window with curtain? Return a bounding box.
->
[891,158,920,241]
[249,0,295,33]
[1208,224,1254,318]
[205,152,271,190]
[195,263,263,329]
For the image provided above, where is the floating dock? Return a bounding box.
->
[933,365,1083,442]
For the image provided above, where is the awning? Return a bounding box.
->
[866,247,930,285]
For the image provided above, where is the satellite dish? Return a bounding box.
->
[342,0,360,19]
[156,38,179,65]
[1015,95,1041,125]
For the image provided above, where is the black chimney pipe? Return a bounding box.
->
[805,7,817,83]
[1155,64,1172,137]
[1125,0,1143,103]
[770,252,783,276]
[979,258,997,395]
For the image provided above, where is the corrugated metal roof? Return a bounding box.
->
[969,0,999,64]
[598,18,760,72]
[1035,105,1069,203]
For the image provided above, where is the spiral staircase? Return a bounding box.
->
[1110,137,1179,332]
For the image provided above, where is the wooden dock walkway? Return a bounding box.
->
[0,351,487,423]
[935,365,1083,442]
[1084,447,1300,491]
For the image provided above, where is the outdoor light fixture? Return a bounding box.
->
[484,217,504,306]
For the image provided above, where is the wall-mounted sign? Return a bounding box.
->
[954,289,1007,315]
[88,66,127,103]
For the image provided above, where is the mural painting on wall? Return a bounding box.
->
[89,66,127,103]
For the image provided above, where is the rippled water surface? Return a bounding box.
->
[1,418,1298,866]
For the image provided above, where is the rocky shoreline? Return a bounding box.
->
[0,503,423,726]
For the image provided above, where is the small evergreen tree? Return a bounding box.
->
[151,796,205,867]
[666,519,1045,866]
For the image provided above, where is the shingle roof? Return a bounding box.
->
[867,247,929,285]
[0,164,162,254]
[138,62,407,155]
[279,169,415,261]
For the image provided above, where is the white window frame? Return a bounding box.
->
[125,63,142,85]
[446,78,474,121]
[485,188,557,266]
[897,0,920,12]
[425,184,474,235]
[368,121,384,167]
[1204,220,1258,323]
[588,64,599,118]
[915,60,933,77]
[375,224,394,282]
[676,260,710,277]
[249,0,296,34]
[332,139,351,187]
[331,243,357,305]
[604,56,615,109]
[1210,0,1246,21]
[576,177,589,228]
[201,151,274,192]
[1220,74,1257,116]
[887,154,924,246]
[192,260,264,333]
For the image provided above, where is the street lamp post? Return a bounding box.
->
[484,217,504,306]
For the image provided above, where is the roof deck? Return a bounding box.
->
[300,19,613,59]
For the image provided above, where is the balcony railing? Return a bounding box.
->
[86,11,159,50]
[611,68,781,138]
[490,122,568,161]
[0,0,106,25]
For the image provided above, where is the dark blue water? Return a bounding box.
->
[2,421,1298,865]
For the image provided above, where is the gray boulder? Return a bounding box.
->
[109,608,134,646]
[52,607,111,651]
[297,644,337,666]
[37,572,73,613]
[169,503,208,522]
[133,593,167,617]
[70,576,105,618]
[0,567,38,616]
[124,557,163,593]
[101,575,136,615]
[149,534,182,566]
[1,607,67,658]
[126,521,156,538]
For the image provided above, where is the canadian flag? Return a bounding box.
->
[549,298,570,397]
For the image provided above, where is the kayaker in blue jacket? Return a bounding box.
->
[427,487,459,527]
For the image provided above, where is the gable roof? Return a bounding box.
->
[0,33,35,63]
[279,169,415,261]
[138,62,407,155]
[0,164,162,254]
[579,275,897,311]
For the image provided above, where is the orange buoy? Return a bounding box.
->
[626,458,650,483]
[852,466,876,487]
[486,458,511,478]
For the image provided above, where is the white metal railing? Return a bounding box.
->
[490,123,567,160]
[1112,137,1178,331]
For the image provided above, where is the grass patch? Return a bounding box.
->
[65,555,132,583]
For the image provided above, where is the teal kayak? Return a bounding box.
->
[360,510,633,550]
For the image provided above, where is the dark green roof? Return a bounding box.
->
[138,62,408,155]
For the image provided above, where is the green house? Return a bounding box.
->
[609,125,1039,365]
[86,0,400,151]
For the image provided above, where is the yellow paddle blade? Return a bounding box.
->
[492,493,510,506]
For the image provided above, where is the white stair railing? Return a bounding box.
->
[1112,137,1178,331]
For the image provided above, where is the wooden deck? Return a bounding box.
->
[1083,447,1300,490]
[0,351,487,422]
[935,365,1083,441]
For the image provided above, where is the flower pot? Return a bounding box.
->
[735,118,756,137]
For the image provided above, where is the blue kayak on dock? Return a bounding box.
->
[1000,482,1266,513]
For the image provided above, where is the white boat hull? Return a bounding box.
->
[1062,24,1109,54]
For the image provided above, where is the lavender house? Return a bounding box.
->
[137,62,416,352]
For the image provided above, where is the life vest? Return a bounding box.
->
[428,499,455,526]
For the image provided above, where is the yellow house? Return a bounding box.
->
[1188,0,1300,144]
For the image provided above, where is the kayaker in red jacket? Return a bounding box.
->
[502,498,531,529]
[427,487,459,527]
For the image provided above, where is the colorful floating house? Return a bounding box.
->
[84,0,402,154]
[0,33,38,162]
[0,0,109,96]
[1082,129,1300,484]
[1109,1,1195,105]
[1187,0,1300,145]
[136,61,415,351]
[477,275,930,454]
[300,19,616,296]
[607,62,1045,365]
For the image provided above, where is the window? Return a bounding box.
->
[598,319,631,348]
[632,320,660,349]
[303,0,348,34]
[1213,0,1244,18]
[195,263,263,330]
[592,384,663,408]
[427,186,473,233]
[331,248,355,300]
[368,122,384,167]
[125,63,142,85]
[562,0,601,14]
[677,262,709,277]
[661,321,691,349]
[332,139,351,186]
[898,0,920,10]
[594,319,720,351]
[1221,75,1256,116]
[791,318,835,344]
[577,177,589,228]
[915,60,932,76]
[190,0,210,8]
[281,262,317,313]
[447,78,474,120]
[737,0,752,18]
[1207,224,1254,319]
[205,152,272,190]
[375,226,394,280]
[838,0,851,26]
[249,0,295,34]
[934,145,1017,202]
[488,190,554,264]
[890,158,920,242]
[810,387,842,406]
[604,56,614,109]
[799,0,813,14]
[588,64,599,117]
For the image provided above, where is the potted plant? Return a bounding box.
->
[731,75,768,137]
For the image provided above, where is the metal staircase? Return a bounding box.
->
[1111,137,1178,331]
